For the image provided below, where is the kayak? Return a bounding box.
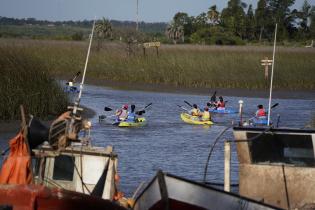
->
[180,113,214,125]
[209,108,237,114]
[64,86,79,93]
[252,117,269,126]
[114,117,147,127]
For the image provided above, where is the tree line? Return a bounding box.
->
[166,0,315,45]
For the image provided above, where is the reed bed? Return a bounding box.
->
[0,44,69,120]
[1,39,315,94]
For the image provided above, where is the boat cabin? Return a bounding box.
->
[32,144,118,200]
[233,126,315,209]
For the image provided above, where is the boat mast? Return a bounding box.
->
[69,18,96,132]
[267,23,277,126]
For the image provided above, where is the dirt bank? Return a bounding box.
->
[84,78,315,100]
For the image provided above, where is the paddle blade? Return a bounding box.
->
[271,103,279,109]
[104,107,113,111]
[136,110,145,115]
[144,103,153,109]
[210,91,217,102]
[184,100,193,107]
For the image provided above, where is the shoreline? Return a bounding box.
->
[84,78,315,100]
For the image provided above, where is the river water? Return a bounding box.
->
[78,84,315,196]
[1,84,314,197]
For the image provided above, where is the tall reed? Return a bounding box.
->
[1,39,315,93]
[0,45,69,120]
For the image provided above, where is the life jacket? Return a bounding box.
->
[218,101,225,108]
[116,109,128,120]
[126,112,136,122]
[256,109,266,117]
[201,111,210,121]
[190,108,200,116]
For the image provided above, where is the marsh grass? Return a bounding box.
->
[0,44,69,120]
[1,39,315,95]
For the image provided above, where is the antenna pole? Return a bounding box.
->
[267,23,277,126]
[69,18,96,133]
[136,0,139,31]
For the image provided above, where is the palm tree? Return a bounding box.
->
[166,21,184,44]
[95,18,113,50]
[207,5,220,25]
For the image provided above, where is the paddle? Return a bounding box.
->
[210,90,217,102]
[177,105,189,112]
[247,103,279,122]
[104,107,113,111]
[184,101,193,107]
[66,71,81,85]
[136,103,153,115]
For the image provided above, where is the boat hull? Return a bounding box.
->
[180,113,213,125]
[0,184,126,210]
[133,171,279,210]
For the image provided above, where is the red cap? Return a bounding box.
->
[123,104,128,109]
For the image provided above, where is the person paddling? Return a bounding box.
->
[201,107,211,121]
[215,96,225,110]
[115,104,128,121]
[190,104,201,116]
[255,104,267,119]
[126,104,137,122]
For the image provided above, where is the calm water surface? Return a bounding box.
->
[1,84,314,197]
[79,84,315,196]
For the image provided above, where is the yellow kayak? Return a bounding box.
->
[117,117,146,127]
[180,113,214,125]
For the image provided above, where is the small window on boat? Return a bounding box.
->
[247,133,315,167]
[53,155,74,181]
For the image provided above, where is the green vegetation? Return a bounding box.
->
[1,39,314,94]
[167,0,315,44]
[0,44,69,120]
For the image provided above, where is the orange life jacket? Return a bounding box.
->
[257,109,266,117]
[218,101,225,108]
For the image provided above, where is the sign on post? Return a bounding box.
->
[261,57,273,80]
[143,42,161,56]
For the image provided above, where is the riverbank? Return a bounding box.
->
[84,78,315,100]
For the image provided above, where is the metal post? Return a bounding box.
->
[238,100,243,126]
[224,141,231,192]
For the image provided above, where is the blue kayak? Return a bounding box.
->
[252,117,269,126]
[209,109,237,114]
[64,86,79,93]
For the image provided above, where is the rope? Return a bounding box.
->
[203,126,231,183]
[70,147,91,194]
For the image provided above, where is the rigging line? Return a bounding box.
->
[43,177,65,189]
[70,147,91,194]
[282,165,291,209]
[203,126,231,183]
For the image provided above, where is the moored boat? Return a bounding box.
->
[180,113,213,125]
[133,170,281,210]
[233,126,315,209]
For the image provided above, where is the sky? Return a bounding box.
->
[1,0,315,23]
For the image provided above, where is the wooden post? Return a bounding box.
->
[224,141,231,192]
[261,57,272,80]
[143,47,146,56]
[156,46,159,57]
[20,105,35,183]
